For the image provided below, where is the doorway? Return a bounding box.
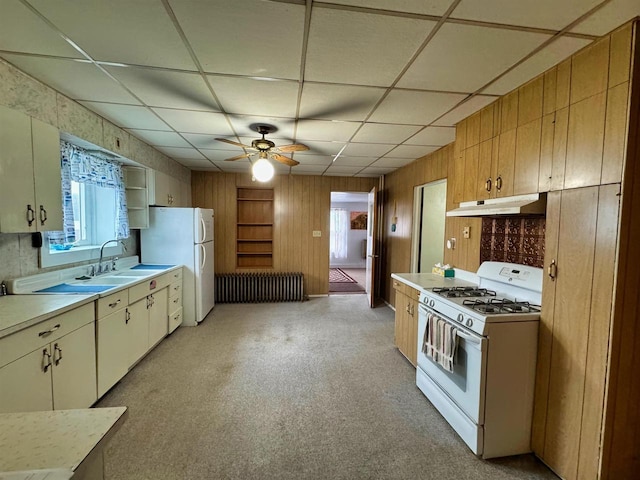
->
[329,192,368,294]
[411,180,447,273]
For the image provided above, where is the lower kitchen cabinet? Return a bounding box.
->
[393,280,419,366]
[97,308,130,398]
[128,297,151,368]
[148,288,168,347]
[0,303,96,414]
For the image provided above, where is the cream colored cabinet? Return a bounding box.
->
[0,106,62,233]
[123,166,149,229]
[0,303,96,414]
[393,280,419,367]
[127,297,150,368]
[148,169,183,207]
[96,307,130,398]
[148,288,168,348]
[167,268,183,333]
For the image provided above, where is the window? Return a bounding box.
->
[329,208,348,260]
[41,141,130,268]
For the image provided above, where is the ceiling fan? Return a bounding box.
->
[215,125,309,166]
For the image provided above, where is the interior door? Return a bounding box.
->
[365,186,378,307]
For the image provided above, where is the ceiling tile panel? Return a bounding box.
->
[209,76,299,117]
[152,108,233,135]
[291,154,334,167]
[175,158,216,169]
[296,120,361,142]
[397,23,550,92]
[371,157,416,168]
[80,102,170,130]
[369,90,467,125]
[324,165,361,175]
[570,0,640,35]
[405,126,455,145]
[211,160,251,172]
[341,143,394,157]
[305,9,436,86]
[291,165,328,175]
[2,55,139,104]
[384,145,439,158]
[0,1,83,58]
[299,84,386,121]
[182,134,232,150]
[228,117,296,141]
[155,146,205,160]
[324,0,454,16]
[170,0,304,79]
[483,36,593,95]
[29,0,196,69]
[351,123,422,144]
[356,167,394,176]
[433,95,498,126]
[333,156,377,167]
[452,0,602,30]
[127,129,191,148]
[106,66,219,111]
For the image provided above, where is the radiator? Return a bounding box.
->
[215,272,305,303]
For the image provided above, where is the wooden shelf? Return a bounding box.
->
[237,187,274,268]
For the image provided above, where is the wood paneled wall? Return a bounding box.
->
[191,172,377,296]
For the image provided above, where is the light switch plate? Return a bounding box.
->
[312,230,321,237]
[463,226,470,239]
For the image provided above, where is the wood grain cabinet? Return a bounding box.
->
[0,105,62,233]
[532,184,620,480]
[0,303,96,414]
[393,280,419,366]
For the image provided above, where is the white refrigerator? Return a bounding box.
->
[141,207,215,326]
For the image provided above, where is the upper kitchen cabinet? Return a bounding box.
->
[123,166,149,229]
[0,106,62,233]
[148,169,187,207]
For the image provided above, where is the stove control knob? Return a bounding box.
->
[456,314,463,323]
[429,300,435,308]
[466,318,473,327]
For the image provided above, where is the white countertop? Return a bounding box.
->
[0,407,127,474]
[391,272,477,292]
[0,295,97,340]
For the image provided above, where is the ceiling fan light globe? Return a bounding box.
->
[252,158,274,182]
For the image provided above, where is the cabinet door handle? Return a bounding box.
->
[125,308,131,324]
[39,324,61,337]
[42,348,52,373]
[109,299,121,308]
[485,177,492,192]
[496,176,503,191]
[53,343,63,366]
[173,298,179,304]
[39,205,48,225]
[547,259,557,281]
[26,205,35,226]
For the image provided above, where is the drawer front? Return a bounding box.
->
[0,303,94,368]
[129,275,168,303]
[407,286,420,301]
[169,290,182,315]
[169,268,183,283]
[96,289,129,319]
[168,307,182,333]
[392,279,407,296]
[169,281,182,297]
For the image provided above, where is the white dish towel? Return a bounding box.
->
[422,312,459,373]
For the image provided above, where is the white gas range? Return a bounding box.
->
[416,262,542,459]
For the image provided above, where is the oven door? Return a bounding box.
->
[417,303,488,425]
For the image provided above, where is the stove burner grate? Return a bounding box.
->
[462,298,541,314]
[432,286,497,298]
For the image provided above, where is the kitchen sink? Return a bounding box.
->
[112,270,159,277]
[77,276,135,285]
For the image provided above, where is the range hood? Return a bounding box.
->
[447,193,547,217]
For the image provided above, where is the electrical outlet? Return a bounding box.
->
[312,230,321,237]
[463,226,470,239]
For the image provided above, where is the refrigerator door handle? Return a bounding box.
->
[200,216,207,243]
[200,243,206,270]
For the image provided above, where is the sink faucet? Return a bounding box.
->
[98,239,127,275]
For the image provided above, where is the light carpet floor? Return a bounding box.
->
[96,296,557,480]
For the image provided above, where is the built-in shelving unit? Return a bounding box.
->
[237,187,273,268]
[123,166,148,229]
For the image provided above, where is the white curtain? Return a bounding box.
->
[330,208,348,260]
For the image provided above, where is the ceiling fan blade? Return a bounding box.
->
[225,152,257,161]
[270,153,299,166]
[273,143,309,153]
[215,138,255,149]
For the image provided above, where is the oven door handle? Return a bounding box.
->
[419,303,483,346]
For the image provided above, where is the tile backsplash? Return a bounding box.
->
[480,217,545,268]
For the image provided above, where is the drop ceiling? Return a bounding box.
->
[1,0,637,177]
